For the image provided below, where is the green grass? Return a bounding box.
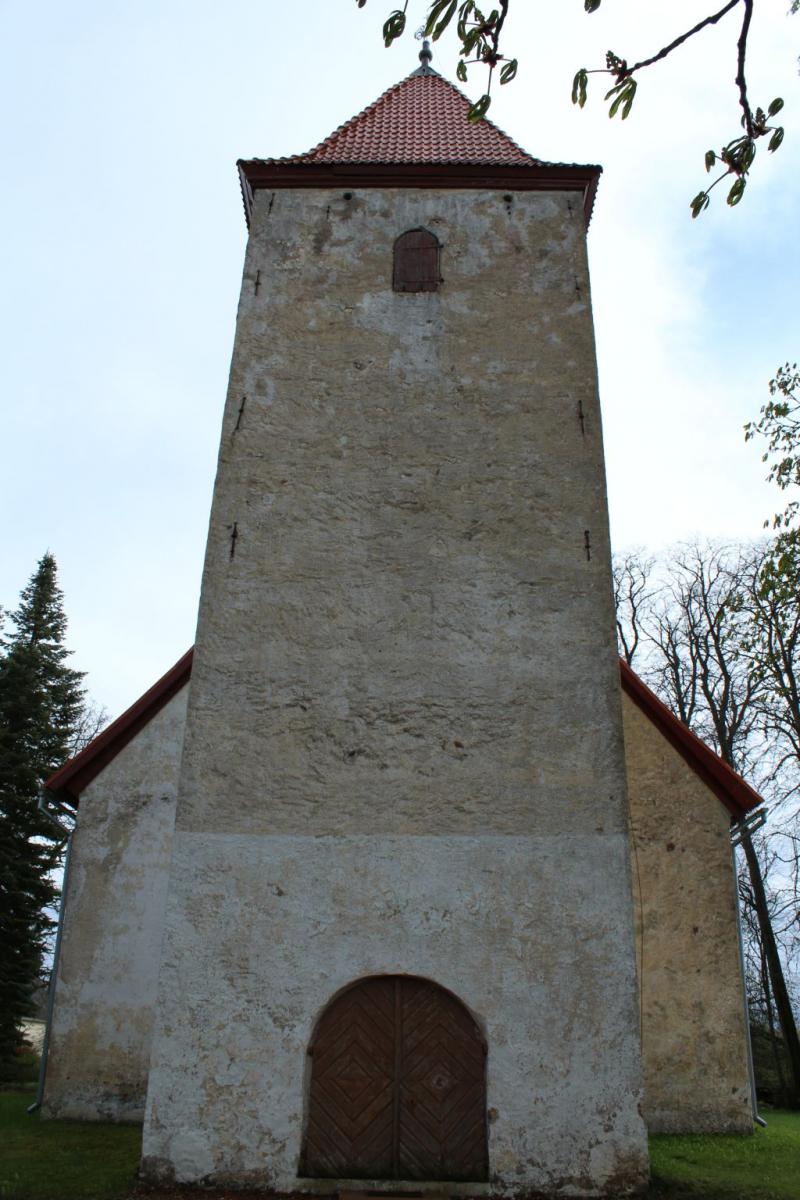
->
[650,1109,800,1200]
[0,1091,141,1200]
[1,1089,798,1200]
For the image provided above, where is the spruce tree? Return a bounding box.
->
[0,554,85,1071]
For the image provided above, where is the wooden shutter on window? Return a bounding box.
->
[393,229,440,293]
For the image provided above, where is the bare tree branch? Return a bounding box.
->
[623,0,742,76]
[736,0,756,135]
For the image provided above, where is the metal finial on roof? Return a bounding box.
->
[412,34,435,76]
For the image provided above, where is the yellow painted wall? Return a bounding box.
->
[622,691,752,1133]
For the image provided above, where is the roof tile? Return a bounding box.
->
[265,70,540,167]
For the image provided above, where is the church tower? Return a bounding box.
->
[142,48,649,1195]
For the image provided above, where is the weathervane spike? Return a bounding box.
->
[417,35,433,73]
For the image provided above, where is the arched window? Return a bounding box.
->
[393,228,441,293]
[302,975,488,1181]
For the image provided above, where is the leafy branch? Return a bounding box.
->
[574,0,785,216]
[746,363,800,530]
[356,0,791,215]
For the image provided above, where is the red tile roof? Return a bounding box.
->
[278,70,540,167]
[237,65,601,226]
[620,659,762,821]
[45,649,762,823]
[44,650,193,806]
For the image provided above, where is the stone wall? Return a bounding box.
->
[42,689,186,1122]
[622,691,752,1133]
[141,184,649,1194]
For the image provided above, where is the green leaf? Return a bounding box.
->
[769,127,784,152]
[456,59,468,81]
[690,191,710,218]
[620,79,637,119]
[572,68,588,108]
[433,0,458,40]
[704,150,716,172]
[468,93,492,122]
[727,177,746,206]
[606,79,635,120]
[382,9,406,46]
[462,27,482,55]
[608,93,624,119]
[425,0,455,37]
[500,58,518,85]
[457,0,475,40]
[585,0,602,10]
[768,97,784,117]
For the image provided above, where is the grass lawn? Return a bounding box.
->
[0,1090,140,1200]
[650,1108,800,1200]
[0,1089,797,1200]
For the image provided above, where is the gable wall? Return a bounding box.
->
[621,691,752,1133]
[41,678,754,1135]
[41,687,187,1122]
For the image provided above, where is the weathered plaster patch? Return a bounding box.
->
[43,689,187,1122]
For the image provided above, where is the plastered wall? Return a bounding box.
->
[141,186,649,1194]
[174,186,632,844]
[622,692,752,1133]
[43,679,755,1142]
[42,689,187,1121]
[145,833,646,1193]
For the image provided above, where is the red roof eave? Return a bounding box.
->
[237,160,602,230]
[44,649,194,806]
[619,658,762,822]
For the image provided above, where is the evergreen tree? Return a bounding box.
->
[0,554,85,1070]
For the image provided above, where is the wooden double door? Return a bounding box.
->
[302,976,488,1182]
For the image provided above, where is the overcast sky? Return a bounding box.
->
[1,0,798,719]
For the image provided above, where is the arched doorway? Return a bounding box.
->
[301,975,488,1182]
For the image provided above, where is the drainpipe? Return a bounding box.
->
[27,790,74,1116]
[730,808,768,1129]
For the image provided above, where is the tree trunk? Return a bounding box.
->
[761,945,789,1103]
[741,828,800,1106]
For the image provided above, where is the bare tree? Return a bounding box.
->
[66,699,107,760]
[613,551,656,668]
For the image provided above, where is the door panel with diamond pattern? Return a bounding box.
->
[302,976,487,1181]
